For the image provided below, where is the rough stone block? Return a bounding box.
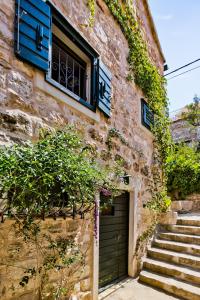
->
[0,66,6,89]
[80,278,91,292]
[181,201,193,212]
[7,88,37,113]
[171,201,182,212]
[0,0,14,17]
[0,90,6,104]
[78,291,92,300]
[159,211,177,225]
[0,19,13,44]
[7,71,33,99]
[94,23,108,44]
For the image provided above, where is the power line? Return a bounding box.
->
[167,64,200,80]
[164,58,200,77]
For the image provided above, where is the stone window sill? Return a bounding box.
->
[46,76,96,112]
[34,71,100,122]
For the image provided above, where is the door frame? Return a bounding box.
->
[92,180,139,300]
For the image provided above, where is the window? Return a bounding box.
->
[14,0,112,116]
[141,99,154,130]
[48,23,93,108]
[51,36,87,100]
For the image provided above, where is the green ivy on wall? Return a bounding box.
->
[87,0,96,27]
[87,0,173,212]
[87,0,172,157]
[102,0,172,160]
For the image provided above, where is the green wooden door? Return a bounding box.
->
[99,192,129,289]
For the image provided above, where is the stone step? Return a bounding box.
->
[159,232,200,245]
[147,247,200,270]
[164,224,200,236]
[143,258,200,285]
[177,218,200,227]
[139,270,200,300]
[153,238,200,256]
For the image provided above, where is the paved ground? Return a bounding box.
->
[179,213,200,218]
[99,278,179,300]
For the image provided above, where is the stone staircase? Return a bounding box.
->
[139,214,200,299]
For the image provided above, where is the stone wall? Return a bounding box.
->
[171,194,200,213]
[171,118,200,145]
[0,0,165,298]
[0,217,93,300]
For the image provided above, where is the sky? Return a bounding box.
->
[148,0,200,115]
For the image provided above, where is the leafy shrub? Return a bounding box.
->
[166,144,200,199]
[0,127,119,219]
[0,127,122,298]
[181,95,200,127]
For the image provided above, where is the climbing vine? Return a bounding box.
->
[102,0,172,161]
[87,0,96,27]
[106,127,129,151]
[87,0,173,211]
[135,221,156,256]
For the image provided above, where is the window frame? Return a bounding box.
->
[50,27,91,105]
[46,2,99,112]
[141,98,154,130]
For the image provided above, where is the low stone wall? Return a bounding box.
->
[171,194,200,213]
[158,211,177,225]
[0,217,93,300]
[186,193,200,202]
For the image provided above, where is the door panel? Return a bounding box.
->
[99,192,129,289]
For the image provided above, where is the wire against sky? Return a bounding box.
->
[167,64,200,80]
[164,58,200,77]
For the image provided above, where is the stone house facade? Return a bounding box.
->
[0,0,165,299]
[171,110,200,148]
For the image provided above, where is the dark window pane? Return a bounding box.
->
[80,67,86,99]
[60,48,67,87]
[51,36,87,100]
[73,62,80,96]
[51,43,59,82]
[67,55,74,93]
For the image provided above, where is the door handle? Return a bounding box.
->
[115,234,121,241]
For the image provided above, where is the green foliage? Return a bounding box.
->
[0,127,118,218]
[87,0,173,212]
[0,127,121,298]
[86,0,174,214]
[135,220,157,256]
[102,0,172,162]
[166,144,200,199]
[87,0,96,27]
[106,127,128,151]
[146,189,171,212]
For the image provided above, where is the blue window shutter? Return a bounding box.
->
[141,99,154,129]
[15,0,51,72]
[97,60,112,117]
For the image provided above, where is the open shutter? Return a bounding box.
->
[98,60,112,117]
[141,99,154,129]
[15,0,51,72]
